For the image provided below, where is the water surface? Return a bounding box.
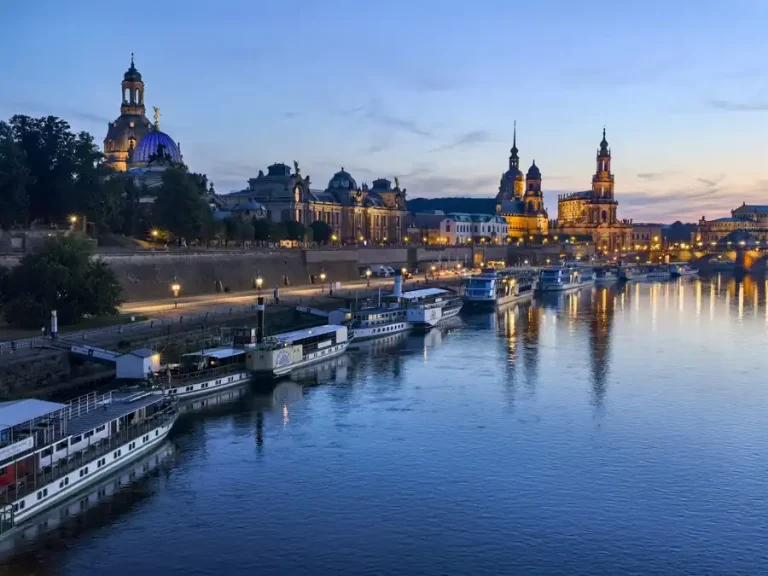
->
[5,276,768,575]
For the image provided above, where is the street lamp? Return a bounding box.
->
[320,270,327,293]
[331,234,338,242]
[255,274,263,292]
[404,236,409,243]
[171,282,181,308]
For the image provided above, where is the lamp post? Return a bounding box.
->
[320,270,327,293]
[171,282,181,309]
[365,268,371,288]
[255,272,263,294]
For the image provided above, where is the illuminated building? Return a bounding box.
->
[696,203,768,244]
[103,55,182,176]
[233,165,406,243]
[495,124,549,239]
[555,129,632,251]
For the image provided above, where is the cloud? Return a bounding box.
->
[366,137,391,154]
[334,99,433,138]
[696,176,723,187]
[0,99,110,125]
[429,130,493,152]
[283,112,299,119]
[405,174,497,197]
[707,99,768,112]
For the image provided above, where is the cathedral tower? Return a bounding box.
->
[524,160,544,213]
[590,128,617,224]
[104,54,153,172]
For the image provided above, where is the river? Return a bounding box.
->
[4,275,768,575]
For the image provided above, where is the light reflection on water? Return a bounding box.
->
[4,274,768,575]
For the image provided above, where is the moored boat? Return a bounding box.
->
[537,266,595,292]
[462,268,536,308]
[245,324,349,377]
[0,390,178,534]
[594,266,620,283]
[399,287,463,328]
[669,263,699,277]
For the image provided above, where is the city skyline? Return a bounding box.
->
[2,1,768,222]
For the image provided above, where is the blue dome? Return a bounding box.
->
[132,130,182,165]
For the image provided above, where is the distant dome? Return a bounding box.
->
[503,167,524,181]
[132,130,182,165]
[526,161,541,180]
[328,168,357,190]
[124,60,142,82]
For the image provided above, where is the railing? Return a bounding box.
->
[0,404,177,507]
[161,363,247,386]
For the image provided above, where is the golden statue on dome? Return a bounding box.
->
[153,106,161,128]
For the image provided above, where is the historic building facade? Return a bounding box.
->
[230,163,407,243]
[696,203,768,244]
[495,125,549,239]
[103,55,183,186]
[556,129,632,251]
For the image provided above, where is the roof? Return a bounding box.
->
[182,347,246,360]
[400,288,449,300]
[124,348,155,358]
[273,324,344,343]
[734,205,768,213]
[499,200,526,215]
[67,393,165,436]
[0,399,67,431]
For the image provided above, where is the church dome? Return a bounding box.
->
[132,130,182,165]
[328,168,357,190]
[503,167,524,181]
[124,59,142,82]
[526,161,541,180]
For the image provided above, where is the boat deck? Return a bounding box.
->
[67,393,162,436]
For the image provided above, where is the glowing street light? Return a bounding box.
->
[331,234,338,242]
[151,229,159,238]
[171,282,181,308]
[69,215,78,224]
[404,236,409,243]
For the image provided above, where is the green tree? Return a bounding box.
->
[252,217,270,241]
[153,168,212,240]
[0,121,30,229]
[309,220,332,244]
[223,216,254,245]
[284,220,306,242]
[1,236,123,328]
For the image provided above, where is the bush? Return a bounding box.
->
[1,236,123,328]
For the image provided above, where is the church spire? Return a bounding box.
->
[509,120,519,171]
[599,126,610,157]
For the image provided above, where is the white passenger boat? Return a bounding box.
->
[462,268,536,308]
[0,390,177,533]
[594,267,620,283]
[153,346,251,400]
[644,265,671,279]
[398,287,463,328]
[619,266,648,282]
[537,266,595,292]
[669,263,699,277]
[245,324,349,377]
[350,306,410,340]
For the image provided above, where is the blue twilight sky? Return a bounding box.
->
[2,0,768,222]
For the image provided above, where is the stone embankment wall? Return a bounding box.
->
[2,245,592,302]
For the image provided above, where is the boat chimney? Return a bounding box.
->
[393,272,403,298]
[256,296,265,343]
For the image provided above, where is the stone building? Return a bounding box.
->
[103,55,183,185]
[696,203,768,244]
[556,129,632,251]
[495,125,549,239]
[229,164,407,243]
[631,223,664,249]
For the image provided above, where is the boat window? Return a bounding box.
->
[96,425,106,433]
[40,447,52,458]
[84,430,94,438]
[71,435,82,444]
[56,441,68,452]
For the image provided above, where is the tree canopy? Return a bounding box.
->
[152,167,213,240]
[309,220,332,244]
[0,236,123,328]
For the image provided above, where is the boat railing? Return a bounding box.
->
[162,362,247,386]
[0,404,178,508]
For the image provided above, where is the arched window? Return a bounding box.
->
[602,210,607,222]
[123,88,128,103]
[528,201,535,212]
